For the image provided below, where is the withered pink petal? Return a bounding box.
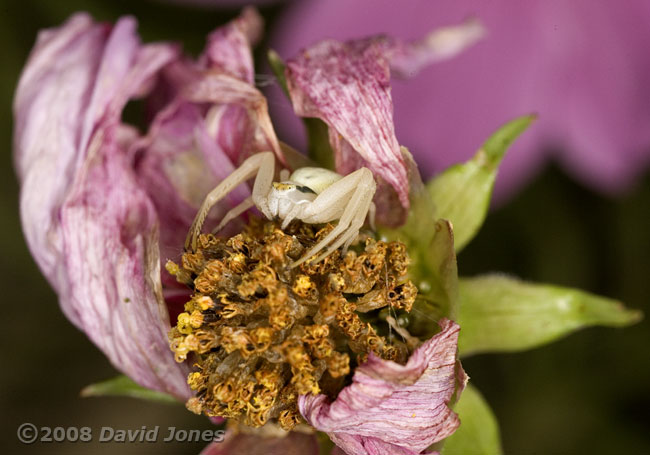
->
[61,132,190,399]
[329,433,430,455]
[14,13,112,290]
[14,13,189,398]
[200,7,263,83]
[299,319,464,455]
[14,13,178,292]
[184,73,284,164]
[285,38,409,208]
[200,430,319,455]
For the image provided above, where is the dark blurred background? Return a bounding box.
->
[1,1,648,454]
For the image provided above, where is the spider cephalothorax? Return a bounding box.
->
[185,151,376,266]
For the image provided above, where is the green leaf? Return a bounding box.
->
[442,384,503,455]
[80,375,179,404]
[457,274,643,356]
[427,114,536,252]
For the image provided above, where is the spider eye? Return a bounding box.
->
[273,182,295,191]
[295,185,316,194]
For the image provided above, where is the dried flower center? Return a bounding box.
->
[167,219,417,430]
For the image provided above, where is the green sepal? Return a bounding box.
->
[441,384,503,455]
[427,114,536,252]
[424,219,459,320]
[381,176,459,325]
[80,375,179,404]
[267,49,290,98]
[457,274,643,356]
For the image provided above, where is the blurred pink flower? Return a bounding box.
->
[271,0,650,198]
[152,0,281,7]
[13,8,281,399]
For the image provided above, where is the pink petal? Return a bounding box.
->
[285,38,409,209]
[200,6,263,83]
[154,0,279,7]
[61,127,190,399]
[272,0,650,199]
[184,72,284,163]
[299,319,465,455]
[14,13,178,290]
[14,13,112,290]
[14,14,189,398]
[200,430,319,455]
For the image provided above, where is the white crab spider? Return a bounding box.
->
[185,151,376,267]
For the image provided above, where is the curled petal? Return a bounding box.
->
[184,73,284,163]
[14,13,178,291]
[200,6,263,83]
[200,430,319,455]
[61,130,190,399]
[14,14,189,398]
[285,38,409,209]
[299,319,465,455]
[15,13,118,289]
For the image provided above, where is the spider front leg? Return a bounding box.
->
[308,182,375,265]
[212,196,254,234]
[185,151,275,252]
[292,168,376,267]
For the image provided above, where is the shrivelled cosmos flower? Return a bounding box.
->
[271,0,650,199]
[14,7,480,455]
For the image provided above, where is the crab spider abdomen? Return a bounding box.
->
[289,167,342,194]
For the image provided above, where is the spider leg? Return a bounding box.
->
[280,202,307,230]
[300,168,373,224]
[368,201,376,231]
[185,151,275,251]
[250,153,276,219]
[292,168,375,267]
[343,195,374,252]
[212,196,254,234]
[305,177,375,265]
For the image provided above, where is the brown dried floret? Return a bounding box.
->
[278,409,302,431]
[168,220,417,430]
